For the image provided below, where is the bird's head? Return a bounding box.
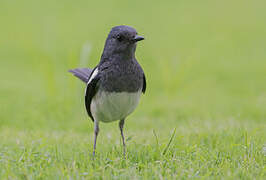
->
[102,25,144,58]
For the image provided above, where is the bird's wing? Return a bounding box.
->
[142,73,146,94]
[68,68,93,83]
[85,67,100,121]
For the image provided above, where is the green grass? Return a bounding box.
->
[0,0,266,179]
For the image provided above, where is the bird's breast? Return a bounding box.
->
[99,62,144,92]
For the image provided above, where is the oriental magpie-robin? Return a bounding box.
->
[69,25,146,156]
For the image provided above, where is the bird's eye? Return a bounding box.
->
[116,34,123,42]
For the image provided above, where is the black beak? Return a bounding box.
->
[134,35,145,42]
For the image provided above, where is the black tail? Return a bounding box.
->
[68,68,92,83]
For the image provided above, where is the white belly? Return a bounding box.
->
[90,90,142,123]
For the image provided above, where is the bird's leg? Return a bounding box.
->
[93,120,99,157]
[119,119,126,158]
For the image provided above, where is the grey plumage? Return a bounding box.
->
[97,58,145,92]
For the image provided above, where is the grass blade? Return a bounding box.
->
[153,129,159,147]
[162,128,176,155]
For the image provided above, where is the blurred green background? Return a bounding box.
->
[0,0,265,178]
[1,0,265,131]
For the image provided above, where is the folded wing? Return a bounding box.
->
[85,67,100,121]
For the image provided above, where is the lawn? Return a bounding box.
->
[0,0,265,179]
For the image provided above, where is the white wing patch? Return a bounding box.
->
[87,67,98,84]
[85,67,99,95]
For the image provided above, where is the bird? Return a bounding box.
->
[69,25,146,157]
